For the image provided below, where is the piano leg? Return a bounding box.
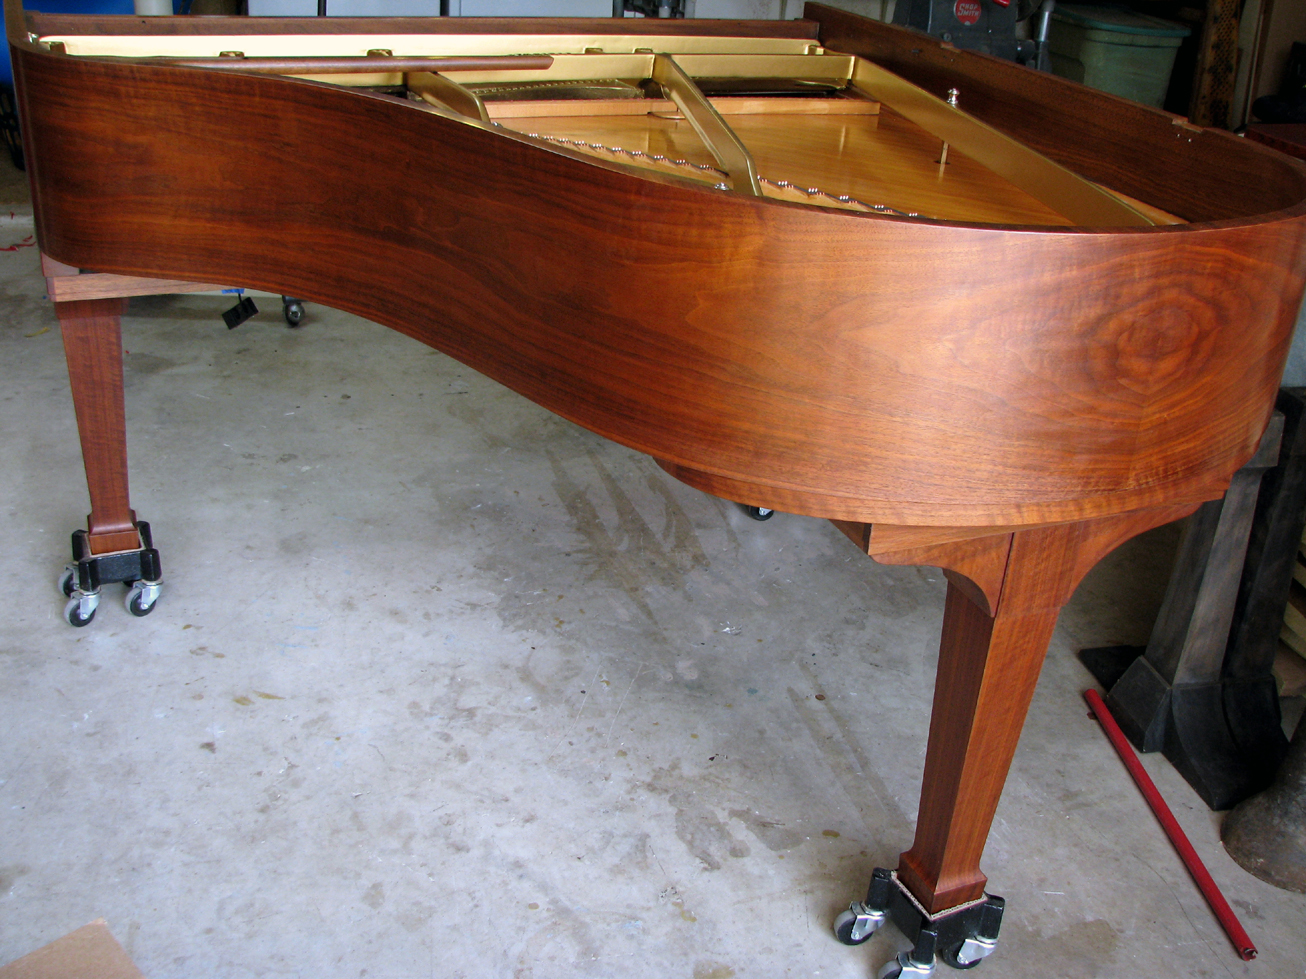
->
[55,297,162,625]
[897,524,1077,913]
[836,507,1198,970]
[58,298,135,551]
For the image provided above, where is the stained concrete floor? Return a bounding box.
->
[1,161,1305,979]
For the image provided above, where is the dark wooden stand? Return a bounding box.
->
[1081,393,1306,810]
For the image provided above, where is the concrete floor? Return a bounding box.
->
[1,159,1304,979]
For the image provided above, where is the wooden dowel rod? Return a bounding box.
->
[135,54,554,74]
[1084,689,1258,962]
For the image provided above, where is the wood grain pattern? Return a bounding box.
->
[13,30,1306,527]
[11,2,1306,928]
[868,529,1012,616]
[893,503,1200,912]
[55,296,137,554]
[48,271,226,302]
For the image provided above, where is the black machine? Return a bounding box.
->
[615,0,685,15]
[893,0,1056,69]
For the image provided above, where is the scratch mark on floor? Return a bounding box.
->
[548,663,603,759]
[605,664,644,741]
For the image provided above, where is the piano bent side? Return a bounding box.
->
[9,0,1306,958]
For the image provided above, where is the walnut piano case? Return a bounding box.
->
[8,2,1306,972]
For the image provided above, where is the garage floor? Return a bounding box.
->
[2,161,1304,979]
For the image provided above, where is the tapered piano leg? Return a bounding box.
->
[894,513,1201,913]
[897,538,1067,913]
[55,297,163,626]
[57,297,139,554]
[832,507,1200,964]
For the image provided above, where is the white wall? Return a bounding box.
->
[457,0,612,15]
[248,1,443,13]
[689,0,782,19]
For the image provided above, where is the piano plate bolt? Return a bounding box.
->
[939,87,960,168]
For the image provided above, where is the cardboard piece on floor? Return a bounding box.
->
[0,920,145,979]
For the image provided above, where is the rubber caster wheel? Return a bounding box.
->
[877,951,935,979]
[938,938,994,970]
[833,904,884,946]
[834,908,870,946]
[283,301,305,327]
[125,582,160,617]
[744,505,774,521]
[58,567,76,598]
[63,595,97,627]
[938,943,981,969]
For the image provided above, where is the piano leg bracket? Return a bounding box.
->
[833,868,1004,976]
[58,522,163,627]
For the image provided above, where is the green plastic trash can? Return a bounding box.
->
[1048,3,1190,108]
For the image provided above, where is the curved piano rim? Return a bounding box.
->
[9,3,1306,529]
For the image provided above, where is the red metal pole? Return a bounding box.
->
[1083,689,1257,961]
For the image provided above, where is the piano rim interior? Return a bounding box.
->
[25,21,1297,231]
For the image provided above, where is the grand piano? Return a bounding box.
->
[8,2,1306,973]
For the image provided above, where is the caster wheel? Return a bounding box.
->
[877,951,934,979]
[834,909,869,946]
[938,943,981,969]
[58,567,76,598]
[938,938,994,970]
[283,301,305,327]
[63,595,98,627]
[744,505,774,521]
[125,581,161,617]
[833,903,885,946]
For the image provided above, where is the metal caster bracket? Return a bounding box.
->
[834,868,1004,973]
[879,947,937,979]
[59,521,163,626]
[281,296,306,327]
